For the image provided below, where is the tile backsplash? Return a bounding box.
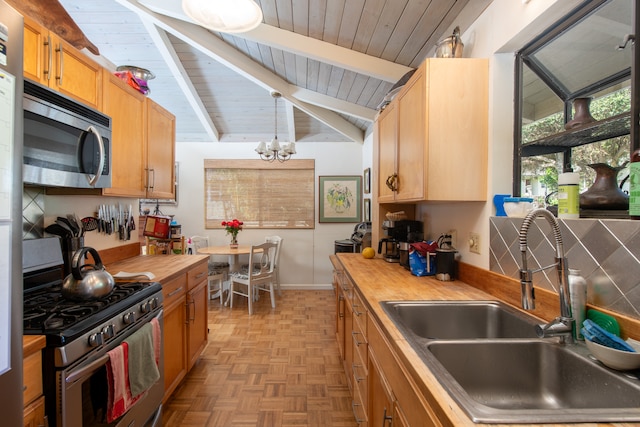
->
[490,217,640,319]
[23,186,45,239]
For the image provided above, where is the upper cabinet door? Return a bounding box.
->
[22,16,102,110]
[146,99,176,200]
[377,102,398,203]
[102,73,147,197]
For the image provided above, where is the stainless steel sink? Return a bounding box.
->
[380,300,640,423]
[427,340,640,423]
[381,300,540,340]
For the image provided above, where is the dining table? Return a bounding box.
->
[196,244,259,272]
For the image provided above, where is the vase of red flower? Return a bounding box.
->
[221,219,243,248]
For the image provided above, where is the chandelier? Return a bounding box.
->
[255,92,296,162]
[182,0,263,33]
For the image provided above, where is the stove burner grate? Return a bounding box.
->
[23,281,158,334]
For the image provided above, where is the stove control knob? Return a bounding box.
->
[140,301,151,314]
[123,312,136,324]
[102,324,115,340]
[88,332,104,347]
[150,297,159,310]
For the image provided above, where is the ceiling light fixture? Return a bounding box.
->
[255,92,296,162]
[182,0,263,33]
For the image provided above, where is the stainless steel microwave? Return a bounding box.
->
[23,80,112,188]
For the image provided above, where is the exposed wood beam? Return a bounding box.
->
[138,19,220,141]
[289,87,376,122]
[116,0,364,143]
[138,0,413,83]
[284,101,296,143]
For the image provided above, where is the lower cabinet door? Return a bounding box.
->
[187,279,208,370]
[23,395,46,427]
[163,297,187,401]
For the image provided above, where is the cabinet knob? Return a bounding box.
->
[386,173,398,191]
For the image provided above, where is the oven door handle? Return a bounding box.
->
[65,354,109,385]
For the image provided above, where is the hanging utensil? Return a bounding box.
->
[45,223,72,238]
[66,214,81,236]
[56,217,74,235]
[81,217,99,233]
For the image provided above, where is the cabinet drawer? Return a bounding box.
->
[352,290,367,334]
[23,350,43,407]
[352,338,368,410]
[187,261,208,290]
[352,384,368,427]
[162,274,187,307]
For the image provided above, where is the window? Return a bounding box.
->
[514,0,635,207]
[204,159,315,229]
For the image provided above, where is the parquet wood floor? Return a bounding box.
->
[162,290,358,427]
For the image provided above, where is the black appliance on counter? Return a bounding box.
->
[22,238,164,427]
[334,222,371,254]
[381,220,424,269]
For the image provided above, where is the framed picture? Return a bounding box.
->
[319,175,362,223]
[363,167,371,194]
[364,198,371,222]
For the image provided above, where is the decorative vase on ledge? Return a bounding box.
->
[565,97,596,130]
[579,163,629,210]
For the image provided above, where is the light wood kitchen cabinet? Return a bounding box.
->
[376,58,488,203]
[161,258,208,402]
[101,72,147,197]
[377,102,398,203]
[186,262,209,370]
[23,16,102,110]
[23,336,47,427]
[367,315,442,427]
[161,274,188,402]
[100,75,176,199]
[146,99,176,200]
[368,348,394,427]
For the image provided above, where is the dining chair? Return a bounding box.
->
[241,235,283,295]
[265,236,283,295]
[229,242,277,315]
[190,235,230,303]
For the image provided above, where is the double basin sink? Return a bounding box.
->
[381,301,640,424]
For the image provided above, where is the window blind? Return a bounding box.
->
[204,159,315,229]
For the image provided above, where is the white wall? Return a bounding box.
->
[158,139,367,287]
[418,0,583,269]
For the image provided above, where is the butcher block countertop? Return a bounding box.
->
[334,253,639,427]
[104,254,209,283]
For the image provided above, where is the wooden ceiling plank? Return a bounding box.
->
[337,0,366,49]
[351,0,388,53]
[308,0,328,40]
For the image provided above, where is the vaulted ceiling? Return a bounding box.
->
[56,0,492,143]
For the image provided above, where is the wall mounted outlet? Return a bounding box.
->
[448,230,457,249]
[469,232,481,254]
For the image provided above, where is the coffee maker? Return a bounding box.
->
[380,219,423,264]
[393,220,424,270]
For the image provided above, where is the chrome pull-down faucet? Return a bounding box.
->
[518,208,574,343]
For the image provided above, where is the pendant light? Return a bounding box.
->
[255,92,296,162]
[182,0,263,33]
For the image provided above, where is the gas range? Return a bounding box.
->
[22,237,163,366]
[23,279,162,367]
[23,238,165,427]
